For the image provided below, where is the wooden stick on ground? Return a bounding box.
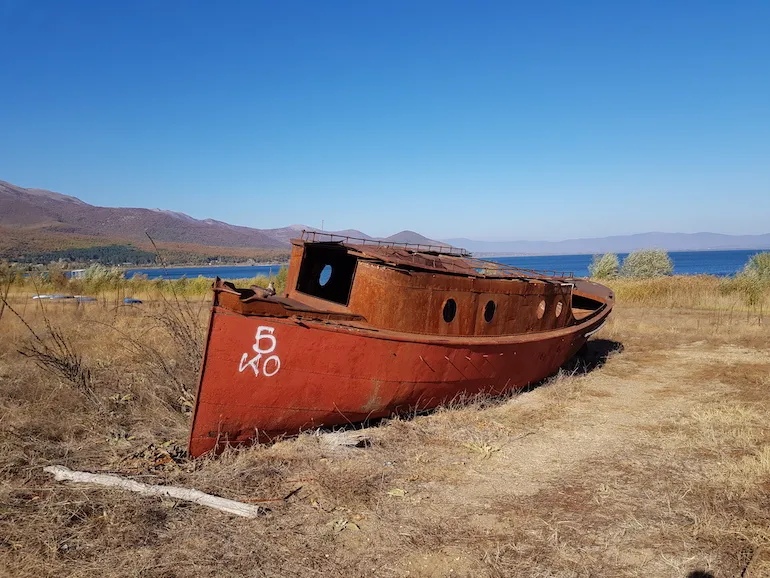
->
[43,465,265,518]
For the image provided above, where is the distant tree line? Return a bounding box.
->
[19,244,157,266]
[163,251,289,266]
[11,245,291,267]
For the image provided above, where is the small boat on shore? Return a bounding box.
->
[188,232,614,456]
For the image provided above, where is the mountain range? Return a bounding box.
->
[0,180,444,261]
[2,179,769,262]
[445,232,770,255]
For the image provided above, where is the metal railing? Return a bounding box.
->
[464,257,574,280]
[299,230,573,279]
[300,230,471,257]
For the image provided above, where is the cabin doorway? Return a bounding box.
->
[296,244,357,305]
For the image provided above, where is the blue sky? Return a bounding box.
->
[1,1,768,240]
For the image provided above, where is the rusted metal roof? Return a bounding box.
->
[298,231,573,280]
[300,230,469,256]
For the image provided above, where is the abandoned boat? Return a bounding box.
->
[188,232,614,457]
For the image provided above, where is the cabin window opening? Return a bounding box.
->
[555,301,563,318]
[536,300,546,319]
[443,299,457,323]
[484,300,496,323]
[319,265,332,286]
[572,294,602,311]
[296,244,357,305]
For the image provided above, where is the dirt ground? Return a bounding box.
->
[1,299,768,577]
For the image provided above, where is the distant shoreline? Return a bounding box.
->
[122,261,288,271]
[121,249,761,279]
[476,248,768,259]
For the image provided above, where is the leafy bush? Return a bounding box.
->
[723,252,770,307]
[46,263,69,290]
[620,249,673,278]
[727,275,765,307]
[741,252,770,281]
[0,262,20,285]
[82,264,125,292]
[84,264,123,282]
[588,253,619,279]
[273,265,288,294]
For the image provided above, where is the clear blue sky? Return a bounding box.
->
[1,1,768,240]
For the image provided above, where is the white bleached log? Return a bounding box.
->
[43,465,264,518]
[318,430,373,449]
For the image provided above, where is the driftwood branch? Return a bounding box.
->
[44,465,264,518]
[318,430,373,450]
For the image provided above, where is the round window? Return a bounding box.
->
[484,300,496,323]
[443,299,457,323]
[555,301,563,318]
[319,264,332,286]
[536,300,546,319]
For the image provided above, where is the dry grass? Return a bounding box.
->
[1,283,769,577]
[7,271,769,312]
[5,274,278,303]
[606,275,770,312]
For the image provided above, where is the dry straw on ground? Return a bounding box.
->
[0,279,769,577]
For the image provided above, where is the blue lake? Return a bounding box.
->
[126,264,285,280]
[125,249,764,280]
[489,249,763,278]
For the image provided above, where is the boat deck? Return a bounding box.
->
[572,307,596,321]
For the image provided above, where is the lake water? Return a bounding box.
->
[489,249,762,278]
[125,249,763,280]
[126,264,286,280]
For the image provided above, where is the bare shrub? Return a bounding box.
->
[0,295,94,402]
[20,327,92,397]
[147,289,205,368]
[123,234,207,408]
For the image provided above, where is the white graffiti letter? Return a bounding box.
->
[262,355,281,377]
[253,326,277,355]
[239,351,262,376]
[238,325,281,377]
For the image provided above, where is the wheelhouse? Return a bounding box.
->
[282,232,589,337]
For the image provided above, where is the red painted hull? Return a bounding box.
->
[188,296,611,457]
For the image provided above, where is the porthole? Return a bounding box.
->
[536,300,546,319]
[442,299,457,323]
[555,301,563,318]
[319,264,332,286]
[484,300,496,323]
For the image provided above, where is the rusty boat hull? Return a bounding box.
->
[188,235,614,457]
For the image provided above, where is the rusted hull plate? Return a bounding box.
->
[188,303,609,457]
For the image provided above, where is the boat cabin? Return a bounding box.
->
[277,232,586,337]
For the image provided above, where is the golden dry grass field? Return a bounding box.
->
[1,278,769,577]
